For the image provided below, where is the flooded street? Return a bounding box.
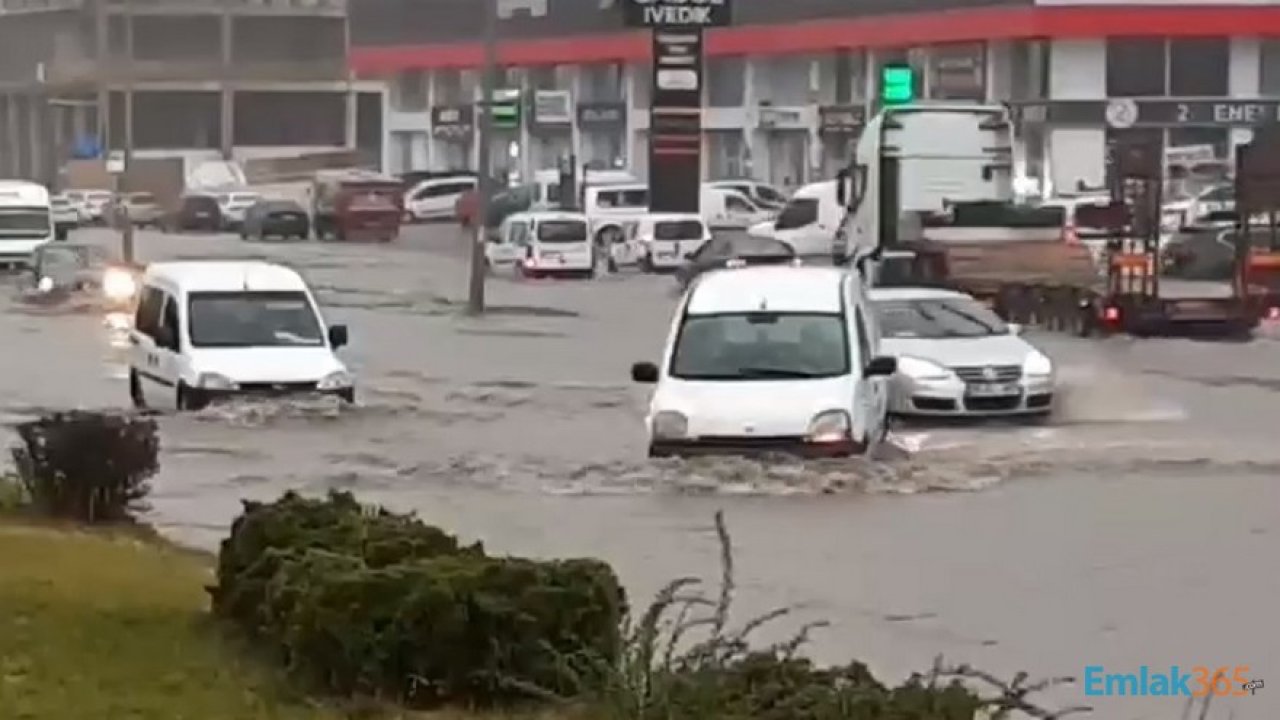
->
[3,226,1278,718]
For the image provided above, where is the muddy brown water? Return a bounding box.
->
[1,226,1277,719]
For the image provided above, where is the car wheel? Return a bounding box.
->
[176,382,209,412]
[129,369,147,409]
[641,254,655,273]
[337,387,355,404]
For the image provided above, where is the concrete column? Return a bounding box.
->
[470,75,482,174]
[518,71,533,180]
[5,95,19,178]
[622,62,636,172]
[345,87,357,150]
[569,65,582,173]
[986,40,1013,103]
[28,96,43,182]
[741,56,757,181]
[1229,37,1262,150]
[219,11,234,158]
[422,68,434,169]
[1046,39,1106,194]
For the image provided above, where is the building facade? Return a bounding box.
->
[0,0,384,185]
[350,0,1280,196]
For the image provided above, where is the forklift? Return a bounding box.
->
[1083,136,1257,338]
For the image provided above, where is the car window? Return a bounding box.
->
[510,221,530,245]
[726,194,755,213]
[669,312,850,380]
[135,287,165,337]
[854,308,871,373]
[756,186,787,203]
[654,220,705,240]
[161,295,180,343]
[775,198,818,230]
[596,188,647,209]
[873,297,1008,339]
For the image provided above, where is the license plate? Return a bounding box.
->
[658,251,676,258]
[542,252,562,261]
[966,382,1020,397]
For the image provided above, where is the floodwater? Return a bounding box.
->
[2,226,1277,719]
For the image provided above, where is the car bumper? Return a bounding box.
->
[189,384,354,402]
[890,376,1055,417]
[649,435,865,458]
[523,259,593,273]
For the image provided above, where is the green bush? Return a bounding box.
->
[213,491,626,709]
[10,410,158,523]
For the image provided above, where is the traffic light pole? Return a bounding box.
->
[467,0,498,315]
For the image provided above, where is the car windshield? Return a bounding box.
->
[669,312,850,380]
[187,291,325,348]
[654,220,704,240]
[874,297,1008,339]
[775,198,817,229]
[724,236,795,258]
[537,220,587,242]
[756,186,787,203]
[0,208,51,236]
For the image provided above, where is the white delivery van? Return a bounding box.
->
[629,265,897,457]
[128,261,354,411]
[700,186,774,230]
[584,183,649,245]
[531,168,638,209]
[620,213,710,272]
[749,180,842,257]
[0,181,54,264]
[505,210,596,279]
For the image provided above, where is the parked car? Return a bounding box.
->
[405,175,477,222]
[674,234,797,291]
[67,189,113,224]
[26,242,140,311]
[311,169,403,242]
[169,193,223,232]
[216,191,262,230]
[51,194,79,240]
[241,199,310,241]
[113,192,162,227]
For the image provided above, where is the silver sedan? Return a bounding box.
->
[870,287,1055,417]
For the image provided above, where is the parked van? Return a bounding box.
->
[700,186,775,230]
[749,180,842,257]
[614,213,710,272]
[405,175,477,222]
[585,182,649,245]
[629,265,897,457]
[502,210,596,279]
[0,180,53,264]
[127,261,354,411]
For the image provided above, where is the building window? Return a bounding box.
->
[1262,40,1280,94]
[394,71,427,112]
[706,57,745,107]
[581,63,624,102]
[434,69,465,105]
[1106,38,1166,97]
[929,42,986,101]
[1169,38,1228,96]
[633,63,651,108]
[707,130,746,179]
[754,55,814,106]
[1010,40,1048,100]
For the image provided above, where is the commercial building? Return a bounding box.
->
[0,0,383,185]
[352,0,1280,196]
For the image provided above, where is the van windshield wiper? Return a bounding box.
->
[736,366,823,378]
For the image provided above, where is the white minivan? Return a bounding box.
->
[128,261,354,411]
[504,210,596,279]
[405,175,478,222]
[614,213,710,271]
[700,186,775,230]
[630,265,897,457]
[749,180,842,257]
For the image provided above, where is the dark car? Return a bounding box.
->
[241,199,310,241]
[675,234,797,291]
[25,242,140,309]
[170,193,222,232]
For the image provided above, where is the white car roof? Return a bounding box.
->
[869,286,971,302]
[145,261,309,293]
[639,212,703,223]
[687,266,846,315]
[508,210,588,223]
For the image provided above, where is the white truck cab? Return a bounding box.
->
[128,261,353,411]
[750,180,842,257]
[0,181,53,264]
[700,186,774,230]
[630,265,897,458]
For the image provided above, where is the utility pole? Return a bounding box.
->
[467,0,498,315]
[120,0,135,263]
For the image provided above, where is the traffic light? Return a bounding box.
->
[880,63,916,105]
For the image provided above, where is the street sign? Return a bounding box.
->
[480,89,522,130]
[623,0,730,27]
[880,64,916,105]
[106,150,125,174]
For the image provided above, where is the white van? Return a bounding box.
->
[585,183,649,244]
[405,175,478,221]
[531,168,638,209]
[629,265,896,457]
[700,186,775,230]
[615,213,710,271]
[749,180,842,257]
[0,181,53,264]
[128,261,354,411]
[503,211,595,279]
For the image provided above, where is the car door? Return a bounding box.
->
[724,192,761,228]
[150,294,184,409]
[130,286,170,405]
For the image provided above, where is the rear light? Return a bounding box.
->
[1103,306,1121,323]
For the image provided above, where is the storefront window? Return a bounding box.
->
[581,63,624,102]
[1262,40,1280,95]
[393,71,427,112]
[1169,38,1228,96]
[928,42,985,101]
[706,57,745,107]
[1106,37,1166,97]
[707,130,746,179]
[755,55,813,106]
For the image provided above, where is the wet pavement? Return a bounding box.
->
[2,225,1277,718]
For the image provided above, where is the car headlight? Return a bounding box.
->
[896,356,953,381]
[1023,351,1053,377]
[102,268,136,300]
[196,372,237,390]
[651,410,688,440]
[807,410,850,442]
[317,370,353,390]
[37,276,53,292]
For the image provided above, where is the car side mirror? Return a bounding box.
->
[328,324,348,348]
[631,361,659,383]
[864,356,897,377]
[1007,323,1023,336]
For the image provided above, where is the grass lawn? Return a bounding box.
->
[0,522,567,720]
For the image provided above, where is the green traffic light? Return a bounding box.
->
[880,64,915,105]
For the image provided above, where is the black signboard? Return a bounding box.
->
[430,105,473,137]
[624,0,731,28]
[1012,98,1280,128]
[818,104,866,134]
[577,102,627,128]
[649,29,703,213]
